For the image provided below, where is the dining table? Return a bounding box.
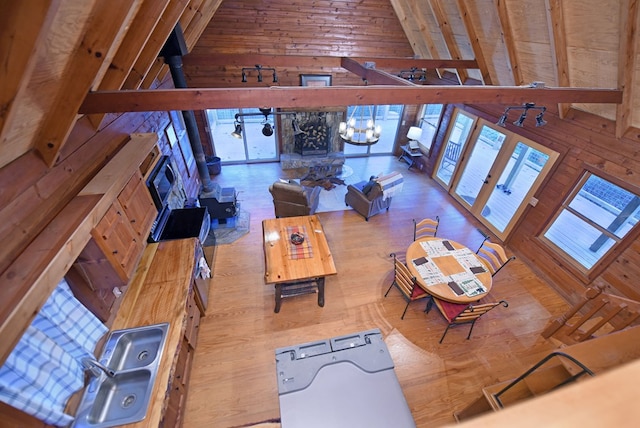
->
[405,237,492,304]
[262,215,337,313]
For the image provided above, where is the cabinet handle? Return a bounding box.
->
[113,250,118,254]
[130,219,136,223]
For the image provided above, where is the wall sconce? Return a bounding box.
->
[397,67,427,82]
[241,64,278,83]
[496,103,547,128]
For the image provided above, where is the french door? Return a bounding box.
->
[205,108,279,163]
[437,113,558,240]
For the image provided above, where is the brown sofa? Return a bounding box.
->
[269,181,322,218]
[344,180,392,221]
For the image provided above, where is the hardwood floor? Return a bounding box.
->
[183,156,570,428]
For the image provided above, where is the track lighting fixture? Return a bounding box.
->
[230,107,298,139]
[231,122,243,139]
[397,67,427,82]
[262,123,273,136]
[496,103,547,128]
[241,64,278,83]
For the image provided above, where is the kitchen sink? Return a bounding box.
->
[107,324,167,370]
[87,370,152,425]
[73,323,169,428]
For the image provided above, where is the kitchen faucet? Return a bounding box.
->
[81,357,116,378]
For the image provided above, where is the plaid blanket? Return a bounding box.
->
[376,171,403,200]
[286,225,314,259]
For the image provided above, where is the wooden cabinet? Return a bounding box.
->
[67,170,156,321]
[162,280,205,428]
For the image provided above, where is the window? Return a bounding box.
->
[542,173,640,271]
[417,104,443,149]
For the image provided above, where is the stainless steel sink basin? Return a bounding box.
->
[88,370,152,425]
[73,323,169,428]
[107,324,167,370]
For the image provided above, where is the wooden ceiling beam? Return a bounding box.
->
[79,86,622,114]
[494,0,522,85]
[340,58,414,86]
[616,0,639,138]
[0,1,60,143]
[122,0,190,90]
[389,0,434,60]
[456,0,493,85]
[182,53,479,71]
[428,0,468,84]
[35,0,143,167]
[88,0,171,129]
[545,0,571,118]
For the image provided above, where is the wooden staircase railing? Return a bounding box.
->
[541,286,640,346]
[454,326,640,422]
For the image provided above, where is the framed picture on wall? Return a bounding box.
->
[300,74,332,87]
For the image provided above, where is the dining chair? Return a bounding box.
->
[426,297,509,343]
[413,216,440,241]
[384,253,430,319]
[475,238,516,277]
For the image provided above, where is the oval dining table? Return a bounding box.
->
[405,237,492,304]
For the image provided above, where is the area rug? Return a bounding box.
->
[204,208,250,246]
[316,169,361,213]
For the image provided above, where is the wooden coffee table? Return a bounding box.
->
[262,215,337,312]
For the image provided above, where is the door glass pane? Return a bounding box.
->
[481,142,550,232]
[454,125,506,205]
[370,105,402,154]
[242,110,278,160]
[435,112,474,185]
[206,108,277,162]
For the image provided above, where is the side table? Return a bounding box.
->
[399,145,423,170]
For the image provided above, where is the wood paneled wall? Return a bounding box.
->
[183,0,415,88]
[448,104,640,305]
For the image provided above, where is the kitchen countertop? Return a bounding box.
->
[107,238,199,427]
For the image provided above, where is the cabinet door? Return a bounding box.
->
[184,291,201,349]
[92,200,141,282]
[118,170,157,239]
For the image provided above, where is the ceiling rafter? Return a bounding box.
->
[79,86,622,114]
[184,53,480,71]
[616,0,639,138]
[389,0,433,59]
[340,58,415,86]
[0,0,60,146]
[494,0,522,85]
[545,0,571,118]
[35,0,144,167]
[428,0,468,84]
[122,0,190,90]
[88,0,172,129]
[455,0,493,85]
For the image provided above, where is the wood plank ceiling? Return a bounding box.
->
[1,0,638,171]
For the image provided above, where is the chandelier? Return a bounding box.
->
[338,106,382,146]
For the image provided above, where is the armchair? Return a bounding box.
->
[344,180,390,221]
[269,181,321,218]
[345,172,403,221]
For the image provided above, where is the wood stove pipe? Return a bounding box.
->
[161,25,214,193]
